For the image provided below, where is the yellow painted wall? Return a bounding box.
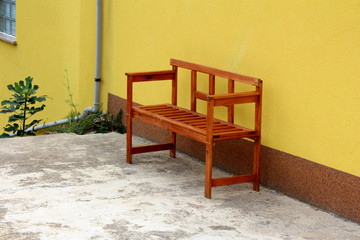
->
[102,0,360,177]
[0,0,95,129]
[1,0,359,177]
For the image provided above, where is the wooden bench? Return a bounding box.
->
[126,59,263,198]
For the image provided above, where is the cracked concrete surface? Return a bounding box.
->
[0,133,359,240]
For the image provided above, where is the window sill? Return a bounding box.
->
[0,32,17,45]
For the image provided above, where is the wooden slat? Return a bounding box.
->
[212,126,237,131]
[132,143,174,154]
[172,65,178,106]
[126,70,176,82]
[214,129,257,136]
[149,109,178,114]
[162,112,193,117]
[170,132,176,158]
[191,70,197,111]
[209,74,215,95]
[210,125,232,130]
[181,117,205,122]
[205,99,215,198]
[169,116,198,121]
[126,70,175,76]
[255,81,263,133]
[212,93,259,106]
[213,131,258,141]
[139,105,173,111]
[170,59,261,87]
[141,105,173,109]
[191,123,207,128]
[212,174,256,187]
[176,116,203,121]
[194,91,208,101]
[194,90,259,106]
[181,119,206,124]
[210,91,260,100]
[253,137,261,191]
[228,79,235,123]
[126,75,134,164]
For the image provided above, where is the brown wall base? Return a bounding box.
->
[108,93,360,224]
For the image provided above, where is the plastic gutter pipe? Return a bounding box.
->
[10,0,103,136]
[94,0,102,111]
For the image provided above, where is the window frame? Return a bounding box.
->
[0,0,16,45]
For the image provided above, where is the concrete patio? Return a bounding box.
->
[0,132,359,240]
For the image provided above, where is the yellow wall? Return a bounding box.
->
[102,0,360,177]
[1,0,359,177]
[0,0,95,128]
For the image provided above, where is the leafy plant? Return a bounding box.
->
[93,110,126,134]
[47,109,126,135]
[0,76,48,137]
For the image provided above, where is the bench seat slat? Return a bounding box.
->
[133,104,256,140]
[133,111,208,143]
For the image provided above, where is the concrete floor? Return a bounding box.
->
[0,133,359,240]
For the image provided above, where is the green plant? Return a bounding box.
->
[45,71,126,135]
[93,109,127,134]
[63,70,80,118]
[0,76,48,137]
[48,109,126,135]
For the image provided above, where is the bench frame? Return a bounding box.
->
[126,59,263,198]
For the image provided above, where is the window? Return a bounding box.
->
[0,0,16,44]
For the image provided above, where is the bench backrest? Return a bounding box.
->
[170,59,262,126]
[171,59,261,87]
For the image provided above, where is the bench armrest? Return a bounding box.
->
[194,91,260,106]
[126,70,176,82]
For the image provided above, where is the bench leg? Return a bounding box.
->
[253,137,261,191]
[126,114,133,164]
[170,132,176,158]
[205,142,214,199]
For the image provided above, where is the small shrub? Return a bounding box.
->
[93,110,127,134]
[48,109,126,135]
[0,76,48,137]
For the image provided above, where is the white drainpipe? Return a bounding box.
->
[12,0,103,136]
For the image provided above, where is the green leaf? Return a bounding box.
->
[9,114,23,122]
[4,123,18,133]
[0,109,12,114]
[25,76,33,86]
[0,133,11,138]
[7,84,15,91]
[28,96,37,104]
[25,119,41,129]
[1,100,13,105]
[0,104,17,113]
[14,82,22,92]
[36,96,47,102]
